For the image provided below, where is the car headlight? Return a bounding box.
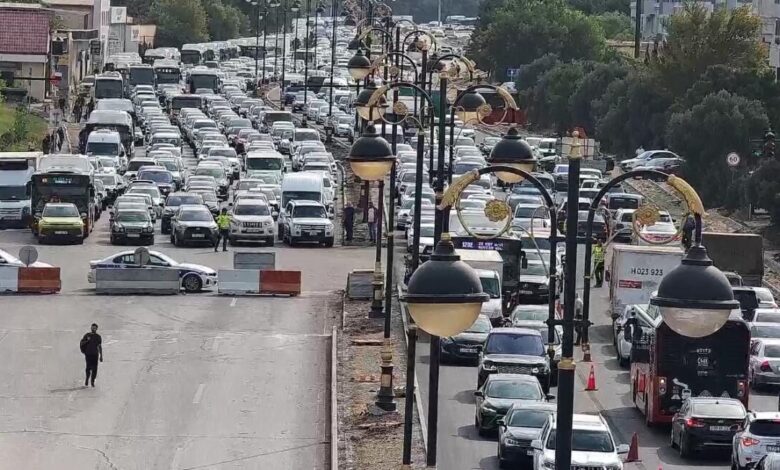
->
[113,224,124,232]
[481,403,498,413]
[504,438,523,447]
[482,361,497,371]
[143,226,154,233]
[531,367,540,374]
[263,220,272,226]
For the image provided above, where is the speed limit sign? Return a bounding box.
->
[726,152,741,167]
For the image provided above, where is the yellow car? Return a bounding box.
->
[37,202,85,244]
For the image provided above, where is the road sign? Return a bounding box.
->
[134,247,150,267]
[726,152,740,167]
[506,68,521,79]
[49,72,62,86]
[18,246,38,267]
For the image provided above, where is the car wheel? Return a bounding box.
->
[182,274,202,293]
[670,428,677,449]
[324,239,334,248]
[77,236,84,245]
[173,233,179,247]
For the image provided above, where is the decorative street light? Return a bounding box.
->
[454,89,486,124]
[347,49,372,81]
[347,123,395,182]
[355,83,388,122]
[270,0,282,82]
[486,127,537,184]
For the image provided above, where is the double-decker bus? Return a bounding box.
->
[30,172,95,236]
[629,304,750,425]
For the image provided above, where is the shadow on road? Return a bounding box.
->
[453,389,476,405]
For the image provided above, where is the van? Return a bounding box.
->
[245,150,285,180]
[280,172,326,212]
[85,130,127,172]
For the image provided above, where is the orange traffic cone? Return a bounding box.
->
[625,432,640,462]
[585,364,598,391]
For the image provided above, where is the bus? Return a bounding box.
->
[93,72,124,99]
[128,64,155,88]
[154,60,182,85]
[187,68,220,93]
[629,305,750,425]
[168,94,205,120]
[144,48,167,65]
[30,172,95,236]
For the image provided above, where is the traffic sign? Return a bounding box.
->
[134,247,150,267]
[49,72,62,86]
[726,152,740,167]
[18,246,38,267]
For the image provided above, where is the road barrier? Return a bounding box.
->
[347,269,373,299]
[95,268,180,295]
[0,266,61,294]
[0,266,19,292]
[260,270,301,296]
[218,269,261,295]
[233,252,276,270]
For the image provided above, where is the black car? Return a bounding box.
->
[497,402,557,467]
[161,192,204,234]
[170,205,219,247]
[440,314,492,364]
[517,261,553,303]
[576,210,607,241]
[477,328,551,391]
[474,374,550,436]
[671,397,747,458]
[110,209,155,245]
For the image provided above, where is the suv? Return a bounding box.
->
[732,411,780,470]
[280,200,334,247]
[229,201,276,246]
[531,413,629,470]
[477,328,551,391]
[170,204,219,247]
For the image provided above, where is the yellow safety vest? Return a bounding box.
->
[216,214,231,230]
[593,245,605,264]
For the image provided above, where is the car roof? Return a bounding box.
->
[290,200,324,207]
[507,402,557,413]
[489,327,542,336]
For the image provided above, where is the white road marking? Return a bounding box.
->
[67,392,75,402]
[229,298,237,307]
[103,340,118,346]
[212,337,220,352]
[170,446,184,470]
[192,383,205,404]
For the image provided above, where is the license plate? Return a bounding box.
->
[526,450,534,456]
[519,290,533,295]
[768,445,780,452]
[55,231,67,235]
[460,347,478,353]
[245,228,262,233]
[308,230,320,236]
[127,233,140,238]
[709,425,730,431]
[191,234,205,238]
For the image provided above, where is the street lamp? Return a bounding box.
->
[454,89,486,124]
[270,0,281,82]
[355,83,388,122]
[314,2,325,67]
[347,123,395,181]
[347,49,372,80]
[487,127,537,184]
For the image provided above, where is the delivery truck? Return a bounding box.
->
[700,232,763,287]
[456,248,505,324]
[608,244,684,318]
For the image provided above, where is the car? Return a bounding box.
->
[474,373,551,437]
[531,413,629,469]
[110,209,154,245]
[507,304,550,324]
[37,203,85,244]
[87,250,217,292]
[477,328,551,391]
[670,397,747,458]
[732,412,780,470]
[518,261,554,303]
[170,205,219,247]
[750,339,780,389]
[280,200,334,247]
[511,320,561,382]
[407,223,435,253]
[229,201,276,246]
[440,314,492,364]
[161,192,204,234]
[497,402,557,468]
[753,453,780,469]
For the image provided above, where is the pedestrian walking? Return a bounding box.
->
[574,293,584,345]
[56,126,65,151]
[42,133,52,154]
[593,239,605,288]
[367,201,377,243]
[215,207,231,252]
[343,201,355,243]
[79,323,103,387]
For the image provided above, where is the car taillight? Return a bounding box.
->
[738,380,747,398]
[761,361,772,372]
[685,418,705,428]
[658,376,667,395]
[742,437,761,447]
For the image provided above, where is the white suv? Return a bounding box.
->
[531,413,629,469]
[732,411,780,470]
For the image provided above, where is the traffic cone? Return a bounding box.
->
[625,432,640,462]
[585,364,598,391]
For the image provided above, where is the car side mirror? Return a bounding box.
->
[497,418,505,427]
[545,394,556,401]
[617,444,630,455]
[473,390,483,397]
[530,439,543,451]
[521,256,528,269]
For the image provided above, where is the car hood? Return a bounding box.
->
[519,275,548,285]
[233,215,273,223]
[40,217,82,224]
[177,262,216,275]
[450,332,488,344]
[483,354,547,365]
[116,221,151,228]
[178,220,217,228]
[485,398,541,412]
[505,427,543,441]
[292,217,330,225]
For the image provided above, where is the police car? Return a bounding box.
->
[87,250,217,292]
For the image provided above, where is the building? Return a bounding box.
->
[0,2,53,101]
[752,0,780,75]
[631,0,752,40]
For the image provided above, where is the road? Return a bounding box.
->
[0,132,373,470]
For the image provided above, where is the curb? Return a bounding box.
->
[331,322,339,470]
[397,284,428,452]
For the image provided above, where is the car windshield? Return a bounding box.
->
[210,148,237,158]
[284,191,320,205]
[293,205,327,218]
[247,158,283,170]
[480,277,501,299]
[508,409,553,428]
[486,381,542,400]
[196,167,224,179]
[159,161,179,171]
[180,210,213,221]
[235,204,270,216]
[97,175,116,186]
[128,160,155,171]
[195,192,217,203]
[522,263,548,277]
[86,142,120,155]
[484,333,544,356]
[512,307,549,322]
[420,226,435,238]
[117,212,149,222]
[129,187,160,198]
[138,171,172,183]
[167,195,203,206]
[609,197,640,209]
[756,312,780,323]
[454,162,482,173]
[751,325,780,339]
[43,204,78,217]
[546,429,614,452]
[465,316,491,334]
[690,401,747,419]
[515,206,544,218]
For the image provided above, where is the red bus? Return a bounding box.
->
[628,306,749,425]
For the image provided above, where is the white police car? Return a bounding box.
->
[87,249,217,292]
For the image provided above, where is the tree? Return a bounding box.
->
[592,11,632,40]
[527,62,585,133]
[567,0,629,15]
[748,160,780,224]
[654,4,766,95]
[666,91,768,206]
[569,61,630,135]
[513,54,560,108]
[203,0,242,41]
[151,0,209,48]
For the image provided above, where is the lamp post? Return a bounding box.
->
[248,0,260,80]
[270,0,281,81]
[327,0,338,118]
[280,2,289,109]
[261,7,268,84]
[292,0,300,77]
[303,0,311,111]
[314,2,325,69]
[347,123,398,411]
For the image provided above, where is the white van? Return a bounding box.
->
[280,172,326,212]
[85,130,127,173]
[245,150,285,181]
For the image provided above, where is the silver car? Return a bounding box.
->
[732,411,780,470]
[750,339,780,388]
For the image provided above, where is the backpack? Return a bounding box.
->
[79,335,88,354]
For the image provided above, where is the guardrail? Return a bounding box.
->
[217,269,302,296]
[95,267,180,295]
[0,266,61,294]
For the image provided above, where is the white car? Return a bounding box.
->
[407,223,435,254]
[732,411,780,470]
[229,201,276,246]
[0,248,53,267]
[87,250,217,292]
[532,413,629,469]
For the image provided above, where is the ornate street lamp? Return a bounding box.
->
[455,89,486,124]
[487,127,537,184]
[354,83,388,122]
[347,49,372,80]
[347,123,394,181]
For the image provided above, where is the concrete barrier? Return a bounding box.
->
[0,266,19,293]
[95,268,180,295]
[17,267,61,293]
[260,270,301,296]
[347,269,373,299]
[233,252,275,270]
[218,269,261,295]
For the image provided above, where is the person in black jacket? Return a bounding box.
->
[80,323,103,387]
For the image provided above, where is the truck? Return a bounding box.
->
[0,152,42,227]
[608,244,684,319]
[700,232,763,287]
[456,249,505,325]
